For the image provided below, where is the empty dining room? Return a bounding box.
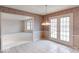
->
[0,5,79,53]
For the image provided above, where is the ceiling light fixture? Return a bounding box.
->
[41,5,50,26]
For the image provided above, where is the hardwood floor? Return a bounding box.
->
[3,40,79,53]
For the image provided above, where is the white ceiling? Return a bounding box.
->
[4,5,78,15]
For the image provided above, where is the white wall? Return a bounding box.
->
[33,16,41,41]
[1,20,24,35]
[1,13,33,50]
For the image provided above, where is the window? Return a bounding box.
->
[49,13,73,46]
[60,17,70,42]
[50,18,57,39]
[25,20,32,31]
